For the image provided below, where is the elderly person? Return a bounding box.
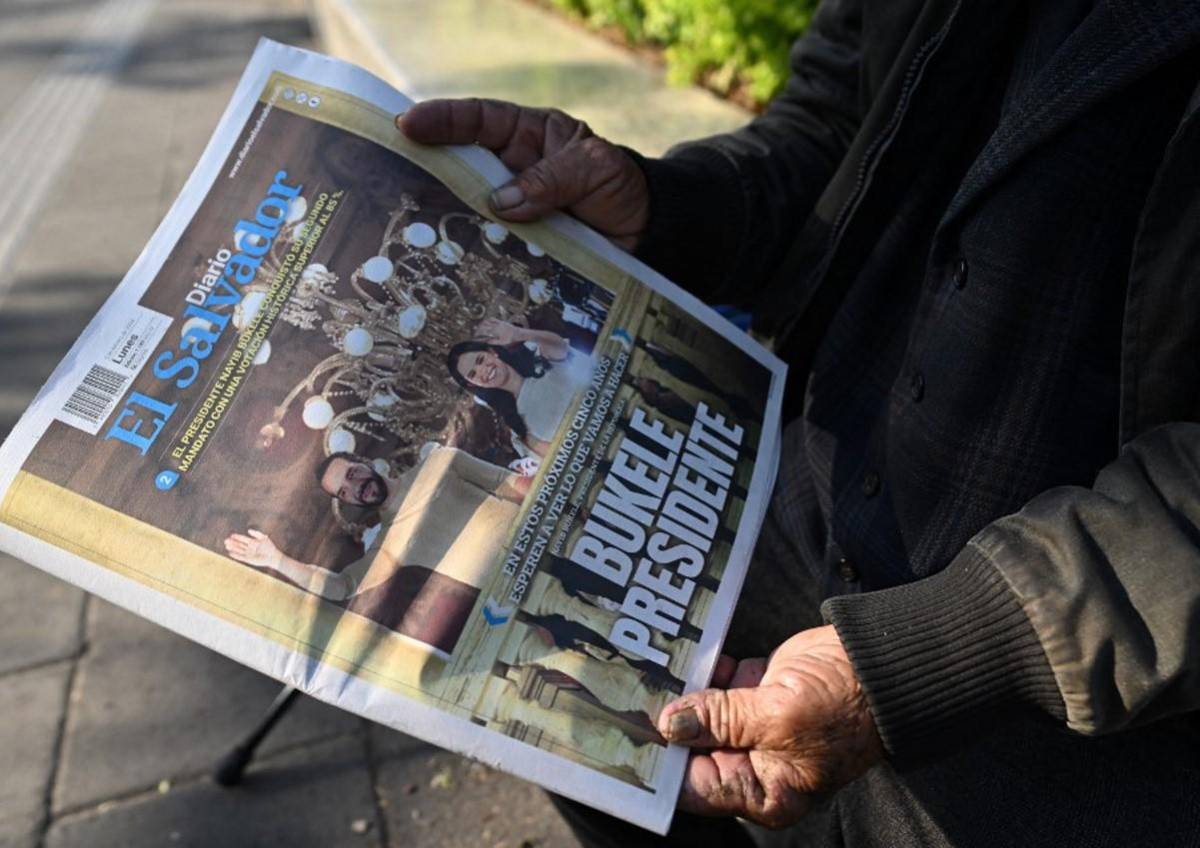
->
[396,0,1200,845]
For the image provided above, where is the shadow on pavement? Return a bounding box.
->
[422,59,653,106]
[0,0,96,19]
[0,272,117,440]
[0,13,312,90]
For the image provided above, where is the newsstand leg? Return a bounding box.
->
[213,685,302,786]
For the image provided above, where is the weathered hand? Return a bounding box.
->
[397,98,649,250]
[223,528,282,570]
[477,317,521,346]
[658,625,884,829]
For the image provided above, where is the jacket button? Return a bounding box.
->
[837,557,859,582]
[910,371,925,402]
[952,257,969,289]
[862,471,880,497]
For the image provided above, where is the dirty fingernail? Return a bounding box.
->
[490,184,524,210]
[666,708,700,742]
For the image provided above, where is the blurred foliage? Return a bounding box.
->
[545,0,816,107]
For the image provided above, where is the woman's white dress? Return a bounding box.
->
[514,345,594,450]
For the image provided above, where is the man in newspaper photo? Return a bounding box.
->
[223,445,530,653]
[397,0,1200,845]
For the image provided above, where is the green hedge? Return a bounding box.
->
[546,0,816,107]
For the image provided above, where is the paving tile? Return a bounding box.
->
[0,554,84,675]
[0,663,71,848]
[0,268,129,439]
[367,721,437,761]
[53,599,361,812]
[0,0,104,119]
[46,736,382,848]
[317,0,748,156]
[375,742,578,848]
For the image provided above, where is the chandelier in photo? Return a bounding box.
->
[255,193,557,474]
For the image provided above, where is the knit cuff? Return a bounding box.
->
[821,545,1066,762]
[623,146,744,300]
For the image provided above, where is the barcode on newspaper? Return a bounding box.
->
[59,364,129,434]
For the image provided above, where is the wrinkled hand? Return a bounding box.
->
[223,528,282,570]
[477,317,521,346]
[397,98,649,250]
[658,625,884,829]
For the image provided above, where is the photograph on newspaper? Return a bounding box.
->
[0,41,784,833]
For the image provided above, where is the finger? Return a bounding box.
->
[678,750,759,818]
[658,685,765,749]
[729,657,768,689]
[680,750,810,829]
[226,534,252,546]
[398,98,525,152]
[401,101,588,176]
[709,654,738,688]
[247,529,266,540]
[488,136,618,223]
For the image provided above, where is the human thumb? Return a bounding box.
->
[658,686,765,749]
[488,137,615,223]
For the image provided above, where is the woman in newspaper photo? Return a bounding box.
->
[448,318,594,457]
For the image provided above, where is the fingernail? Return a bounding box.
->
[665,708,700,742]
[490,184,524,211]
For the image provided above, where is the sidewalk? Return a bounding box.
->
[313,0,749,156]
[0,1,751,845]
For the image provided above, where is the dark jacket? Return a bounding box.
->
[635,0,1200,755]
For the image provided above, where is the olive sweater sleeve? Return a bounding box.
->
[823,423,1200,759]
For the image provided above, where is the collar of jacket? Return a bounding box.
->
[944,0,1200,227]
[762,0,1200,429]
[1120,76,1200,443]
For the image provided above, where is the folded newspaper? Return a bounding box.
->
[0,40,783,833]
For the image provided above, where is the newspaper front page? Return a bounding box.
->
[0,40,784,833]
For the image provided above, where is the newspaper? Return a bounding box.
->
[0,40,784,834]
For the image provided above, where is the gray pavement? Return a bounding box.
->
[313,0,749,156]
[0,0,751,843]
